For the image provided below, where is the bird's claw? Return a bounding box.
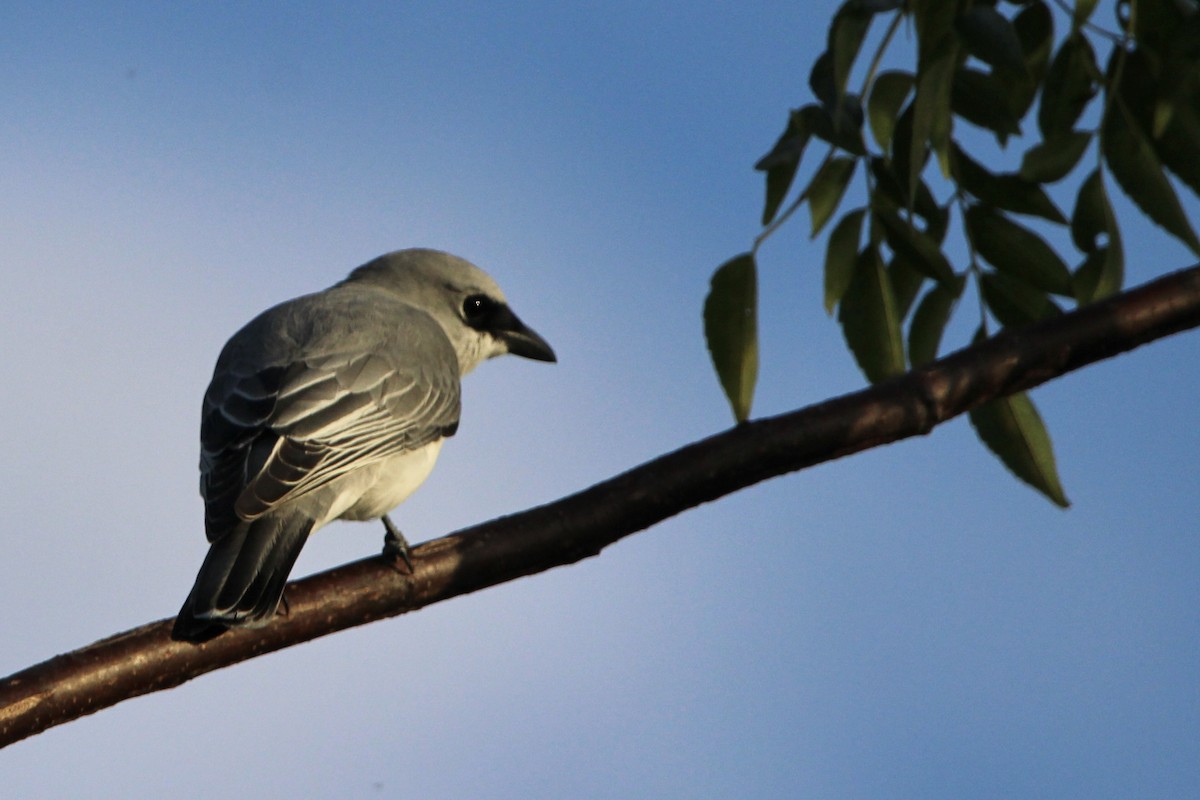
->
[381,515,414,574]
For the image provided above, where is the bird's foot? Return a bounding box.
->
[381,515,414,574]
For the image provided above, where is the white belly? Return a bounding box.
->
[322,439,445,524]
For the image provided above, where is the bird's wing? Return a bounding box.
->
[199,293,460,540]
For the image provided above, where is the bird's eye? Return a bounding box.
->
[463,294,496,322]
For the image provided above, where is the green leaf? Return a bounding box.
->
[1075,170,1118,253]
[1157,102,1200,198]
[888,252,927,320]
[796,103,867,157]
[1073,0,1099,28]
[907,0,955,183]
[1130,0,1189,47]
[808,157,858,237]
[825,208,866,314]
[913,0,957,69]
[908,277,963,366]
[869,156,948,240]
[1153,99,1175,140]
[980,270,1062,328]
[1102,95,1200,256]
[951,66,1022,142]
[964,204,1073,295]
[1073,247,1123,304]
[868,70,914,150]
[809,51,837,110]
[838,246,906,383]
[910,45,958,200]
[1038,33,1098,138]
[1114,44,1200,200]
[1010,1,1054,119]
[874,202,957,287]
[1070,170,1123,302]
[755,110,812,226]
[970,388,1070,507]
[1018,131,1091,183]
[704,253,758,423]
[830,2,874,100]
[951,144,1067,223]
[956,5,1028,76]
[1070,169,1109,252]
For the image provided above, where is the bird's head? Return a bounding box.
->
[345,248,556,375]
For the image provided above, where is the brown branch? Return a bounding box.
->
[3,263,1200,748]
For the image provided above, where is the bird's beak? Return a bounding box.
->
[497,309,556,363]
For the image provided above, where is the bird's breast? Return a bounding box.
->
[333,439,446,522]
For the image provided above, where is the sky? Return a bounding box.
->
[2,2,1198,797]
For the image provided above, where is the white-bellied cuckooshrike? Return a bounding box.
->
[172,249,555,641]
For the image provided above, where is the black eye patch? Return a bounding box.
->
[463,294,499,325]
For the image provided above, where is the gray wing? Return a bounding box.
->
[199,291,461,540]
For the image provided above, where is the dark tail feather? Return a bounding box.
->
[172,512,315,642]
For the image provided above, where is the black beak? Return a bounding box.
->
[496,309,556,363]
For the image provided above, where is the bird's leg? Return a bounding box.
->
[381,514,414,574]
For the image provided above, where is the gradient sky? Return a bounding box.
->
[3,2,1198,798]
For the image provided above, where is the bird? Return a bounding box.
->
[171,248,556,641]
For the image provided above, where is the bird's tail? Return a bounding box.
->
[172,511,315,642]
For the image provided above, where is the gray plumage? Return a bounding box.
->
[173,249,555,641]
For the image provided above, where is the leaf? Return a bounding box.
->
[1073,247,1123,304]
[808,157,858,237]
[1102,95,1200,256]
[825,208,866,314]
[1010,1,1054,119]
[829,94,867,152]
[980,270,1062,328]
[830,2,874,100]
[964,204,1073,295]
[809,51,837,111]
[1018,131,1091,183]
[888,252,927,320]
[795,103,867,157]
[908,277,963,366]
[1157,102,1200,198]
[951,66,1022,142]
[1113,43,1200,200]
[755,110,812,226]
[704,253,758,423]
[1070,170,1123,302]
[1070,169,1115,252]
[956,5,1028,76]
[910,46,958,201]
[1073,0,1099,28]
[970,388,1070,507]
[913,0,957,69]
[874,202,957,287]
[869,155,948,240]
[1153,99,1175,140]
[1130,0,1189,47]
[838,246,905,383]
[868,70,914,150]
[1038,34,1098,138]
[754,112,809,171]
[951,143,1067,223]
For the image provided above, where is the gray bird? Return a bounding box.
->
[172,248,555,641]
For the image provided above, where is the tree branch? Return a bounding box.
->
[3,263,1199,749]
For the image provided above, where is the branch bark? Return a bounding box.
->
[3,263,1199,749]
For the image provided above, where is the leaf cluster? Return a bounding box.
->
[704,0,1200,505]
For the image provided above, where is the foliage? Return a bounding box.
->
[704,0,1200,505]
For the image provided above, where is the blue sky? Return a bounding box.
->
[2,2,1198,797]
